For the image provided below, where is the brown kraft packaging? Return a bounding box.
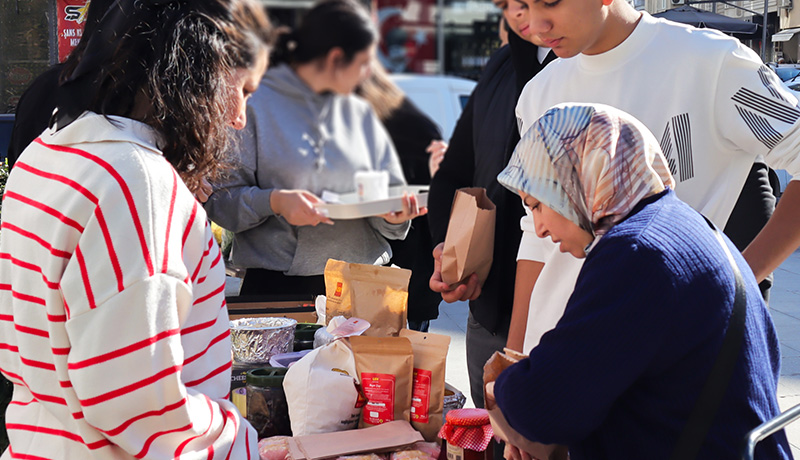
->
[349,335,414,429]
[325,259,411,337]
[399,329,451,442]
[483,350,568,460]
[440,187,496,286]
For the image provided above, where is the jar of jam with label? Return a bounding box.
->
[438,408,494,460]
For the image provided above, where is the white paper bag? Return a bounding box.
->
[284,339,363,435]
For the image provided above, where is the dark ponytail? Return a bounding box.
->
[271,0,377,67]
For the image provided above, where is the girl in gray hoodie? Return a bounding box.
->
[206,0,423,296]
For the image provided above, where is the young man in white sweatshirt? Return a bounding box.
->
[506,0,800,353]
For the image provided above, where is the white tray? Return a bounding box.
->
[316,185,429,220]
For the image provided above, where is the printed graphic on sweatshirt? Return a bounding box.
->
[659,113,693,183]
[732,65,800,150]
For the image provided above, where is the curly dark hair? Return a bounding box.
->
[64,0,272,190]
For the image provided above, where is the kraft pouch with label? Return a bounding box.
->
[399,329,451,442]
[324,259,411,337]
[349,335,414,429]
[440,187,496,286]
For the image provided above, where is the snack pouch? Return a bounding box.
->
[324,259,411,337]
[349,336,414,428]
[399,329,451,442]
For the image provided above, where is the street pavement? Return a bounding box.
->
[429,248,800,457]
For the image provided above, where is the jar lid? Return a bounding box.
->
[246,367,288,387]
[445,408,490,427]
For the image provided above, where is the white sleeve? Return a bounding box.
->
[715,42,800,178]
[517,206,558,262]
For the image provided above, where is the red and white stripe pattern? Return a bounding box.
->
[0,113,257,459]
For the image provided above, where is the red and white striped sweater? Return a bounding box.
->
[0,113,257,459]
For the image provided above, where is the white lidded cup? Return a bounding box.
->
[354,170,389,202]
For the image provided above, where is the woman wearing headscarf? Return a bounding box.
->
[488,103,790,459]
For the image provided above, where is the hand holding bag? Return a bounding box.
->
[440,187,496,286]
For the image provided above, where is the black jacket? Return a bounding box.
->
[7,64,63,170]
[428,33,555,334]
[385,98,443,321]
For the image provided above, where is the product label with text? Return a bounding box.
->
[361,372,395,425]
[410,368,432,423]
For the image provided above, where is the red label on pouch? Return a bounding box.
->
[335,282,343,297]
[410,368,432,423]
[361,372,395,425]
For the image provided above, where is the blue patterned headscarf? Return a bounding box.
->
[498,103,675,236]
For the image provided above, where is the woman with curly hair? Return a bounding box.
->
[0,0,272,458]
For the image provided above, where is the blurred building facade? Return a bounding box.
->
[5,0,800,115]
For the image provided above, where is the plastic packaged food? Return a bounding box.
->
[258,436,290,460]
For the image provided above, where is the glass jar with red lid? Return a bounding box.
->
[438,408,495,460]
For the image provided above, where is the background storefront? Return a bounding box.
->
[0,0,507,115]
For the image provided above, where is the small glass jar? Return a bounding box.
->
[439,408,494,460]
[246,367,292,438]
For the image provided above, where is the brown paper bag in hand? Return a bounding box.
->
[440,187,496,286]
[483,351,568,460]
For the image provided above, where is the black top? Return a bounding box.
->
[385,97,443,321]
[427,33,556,334]
[7,64,63,170]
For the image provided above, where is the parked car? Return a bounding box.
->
[774,67,800,83]
[390,74,476,142]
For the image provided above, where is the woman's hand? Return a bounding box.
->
[193,177,214,203]
[270,189,334,227]
[381,193,427,224]
[486,382,537,460]
[426,140,448,178]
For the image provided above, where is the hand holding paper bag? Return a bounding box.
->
[483,350,568,460]
[439,188,496,286]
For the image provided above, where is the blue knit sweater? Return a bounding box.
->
[495,190,791,459]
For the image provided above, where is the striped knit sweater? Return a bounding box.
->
[0,112,257,459]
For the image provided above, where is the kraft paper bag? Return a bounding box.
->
[324,259,411,337]
[440,187,496,286]
[483,350,568,460]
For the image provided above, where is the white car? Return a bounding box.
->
[391,74,476,142]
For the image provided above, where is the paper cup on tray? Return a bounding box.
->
[355,170,389,202]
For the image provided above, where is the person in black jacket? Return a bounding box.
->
[427,0,555,408]
[356,61,443,331]
[6,0,113,171]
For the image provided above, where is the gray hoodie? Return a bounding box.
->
[205,64,409,276]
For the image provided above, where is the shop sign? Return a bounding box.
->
[57,0,91,62]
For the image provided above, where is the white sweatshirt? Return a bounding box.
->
[516,13,800,351]
[0,113,257,459]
